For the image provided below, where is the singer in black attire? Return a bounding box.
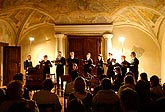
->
[120,55,130,78]
[96,54,104,77]
[54,51,66,90]
[24,55,33,73]
[40,55,52,80]
[130,51,139,81]
[67,52,79,75]
[82,53,93,77]
[106,53,116,80]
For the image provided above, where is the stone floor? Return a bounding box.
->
[59,96,64,112]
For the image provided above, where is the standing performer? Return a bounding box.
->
[82,53,93,77]
[96,54,104,77]
[54,51,66,90]
[106,53,116,80]
[40,55,52,80]
[129,51,139,81]
[66,51,79,75]
[120,55,130,78]
[24,55,33,73]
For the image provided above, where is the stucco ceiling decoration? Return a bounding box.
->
[0,0,164,24]
[112,6,164,38]
[0,0,164,45]
[0,7,55,44]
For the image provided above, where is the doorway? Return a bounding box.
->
[68,36,101,76]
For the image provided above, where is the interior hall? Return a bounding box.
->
[0,0,165,112]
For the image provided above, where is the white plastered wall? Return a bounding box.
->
[112,25,161,80]
[19,25,58,75]
[160,19,165,84]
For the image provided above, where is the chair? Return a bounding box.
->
[37,103,55,112]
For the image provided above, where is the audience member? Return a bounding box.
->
[118,75,136,98]
[136,72,151,111]
[112,66,123,91]
[13,73,30,99]
[67,98,87,112]
[33,79,62,112]
[150,75,163,101]
[0,88,6,105]
[69,76,92,112]
[162,83,165,96]
[93,78,121,112]
[153,97,165,112]
[93,74,107,96]
[0,80,39,112]
[120,88,138,112]
[65,67,79,95]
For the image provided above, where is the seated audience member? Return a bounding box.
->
[93,74,107,96]
[13,73,30,99]
[162,83,165,96]
[120,88,138,112]
[125,71,135,77]
[118,75,136,98]
[65,67,79,95]
[153,97,165,112]
[33,79,62,112]
[0,88,6,105]
[135,72,151,111]
[150,75,163,101]
[69,76,92,112]
[67,98,87,112]
[0,80,39,112]
[70,63,80,76]
[112,66,123,91]
[93,78,121,112]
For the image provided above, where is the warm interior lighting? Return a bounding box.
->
[29,37,34,42]
[118,36,125,43]
[29,37,34,52]
[118,36,125,54]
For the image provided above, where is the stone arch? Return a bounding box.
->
[0,5,56,45]
[111,6,164,50]
[0,19,16,45]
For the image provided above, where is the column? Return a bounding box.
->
[55,34,67,96]
[56,34,65,54]
[103,34,113,59]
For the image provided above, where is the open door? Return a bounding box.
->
[3,46,21,85]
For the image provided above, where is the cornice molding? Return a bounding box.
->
[54,24,113,36]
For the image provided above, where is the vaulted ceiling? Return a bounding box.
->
[0,0,164,45]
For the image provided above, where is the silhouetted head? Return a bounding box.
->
[150,75,160,87]
[120,88,138,111]
[67,98,87,112]
[13,73,24,82]
[74,77,86,93]
[140,72,148,81]
[101,78,112,90]
[7,80,24,100]
[124,75,135,85]
[70,69,79,81]
[42,79,54,91]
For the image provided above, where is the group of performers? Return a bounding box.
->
[24,51,139,90]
